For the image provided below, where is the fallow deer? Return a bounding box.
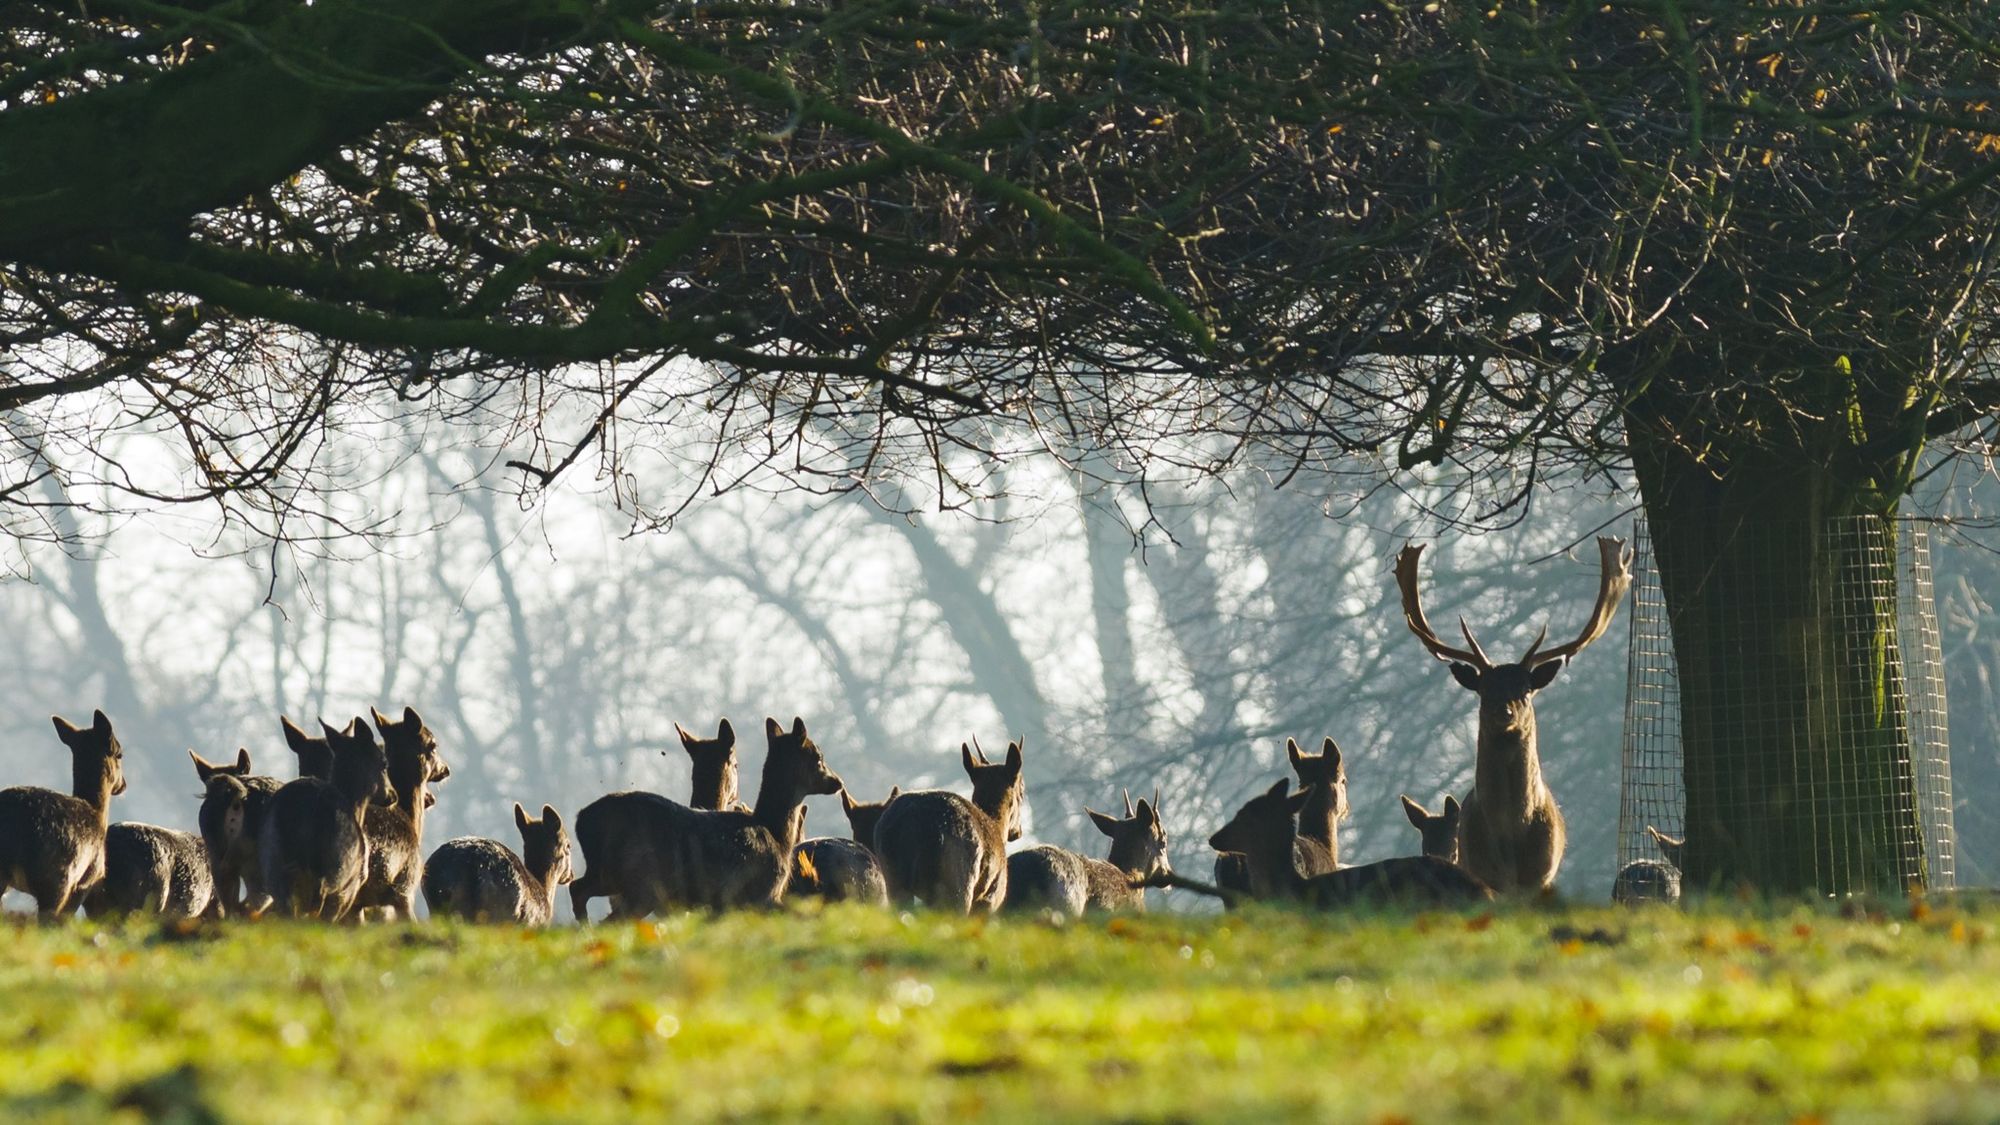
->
[1002,845,1089,918]
[1215,737,1346,898]
[1400,794,1462,863]
[424,803,573,925]
[1208,778,1492,908]
[569,717,843,916]
[789,836,890,906]
[354,706,451,921]
[192,747,280,917]
[0,711,126,920]
[679,719,749,813]
[1395,537,1630,893]
[1613,826,1684,905]
[83,822,213,920]
[839,786,899,846]
[1081,789,1172,912]
[873,740,1024,914]
[258,718,395,921]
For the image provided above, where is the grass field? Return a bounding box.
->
[3,898,1998,1123]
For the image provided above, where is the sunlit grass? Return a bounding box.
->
[3,898,1998,1122]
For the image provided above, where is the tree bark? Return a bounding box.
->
[1632,442,1924,895]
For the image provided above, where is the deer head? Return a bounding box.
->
[840,785,900,846]
[1396,537,1631,738]
[372,706,450,790]
[1086,788,1172,881]
[190,747,252,783]
[516,802,574,887]
[1287,737,1349,821]
[676,718,740,811]
[1400,794,1462,863]
[281,715,334,781]
[962,738,1026,842]
[1207,777,1309,888]
[53,709,125,808]
[320,717,396,809]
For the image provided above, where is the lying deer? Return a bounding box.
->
[1003,845,1089,918]
[84,822,213,920]
[424,802,573,925]
[0,711,126,920]
[258,718,395,921]
[1613,826,1684,905]
[1081,789,1172,912]
[1215,737,1346,898]
[570,717,843,917]
[354,707,451,921]
[1396,537,1630,893]
[1400,794,1462,864]
[873,741,1024,914]
[792,784,891,906]
[1208,778,1493,908]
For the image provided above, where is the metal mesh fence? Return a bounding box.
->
[1617,515,1956,894]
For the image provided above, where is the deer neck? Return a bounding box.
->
[750,778,807,850]
[689,760,739,812]
[526,858,559,917]
[1242,832,1304,901]
[1296,783,1340,864]
[72,761,114,824]
[973,790,1018,848]
[1475,709,1549,817]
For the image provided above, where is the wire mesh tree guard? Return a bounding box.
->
[1618,515,1955,895]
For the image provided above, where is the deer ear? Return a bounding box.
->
[514,802,532,832]
[1087,808,1121,836]
[840,789,857,813]
[403,706,423,729]
[282,716,314,754]
[764,717,784,742]
[888,785,901,799]
[716,718,735,746]
[961,743,978,775]
[1005,742,1023,775]
[92,709,113,736]
[370,706,394,730]
[542,805,562,830]
[235,748,251,773]
[348,717,376,745]
[1264,777,1290,801]
[1135,798,1158,827]
[1443,795,1461,820]
[51,715,80,744]
[1286,738,1304,768]
[676,723,698,750]
[1449,663,1481,691]
[319,719,344,741]
[1401,794,1428,828]
[189,751,213,780]
[791,716,807,739]
[1529,661,1563,690]
[1320,738,1341,771]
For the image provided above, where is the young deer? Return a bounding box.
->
[840,786,899,847]
[83,823,213,920]
[1215,737,1345,897]
[679,719,749,812]
[570,717,843,917]
[1613,826,1685,905]
[258,718,395,921]
[790,836,890,906]
[1081,789,1172,912]
[1209,779,1493,908]
[1400,795,1462,863]
[1396,537,1630,893]
[354,706,451,921]
[0,711,126,920]
[424,803,573,925]
[1003,845,1090,918]
[192,748,281,917]
[873,741,1024,914]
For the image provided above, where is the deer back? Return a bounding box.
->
[1002,845,1089,918]
[790,838,889,906]
[85,823,213,920]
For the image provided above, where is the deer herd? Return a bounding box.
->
[1,539,1686,925]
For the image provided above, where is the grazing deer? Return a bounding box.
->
[258,718,395,921]
[1081,789,1172,912]
[424,803,573,925]
[83,823,213,920]
[191,748,281,918]
[0,711,126,920]
[1400,795,1462,863]
[1395,536,1631,893]
[1209,778,1493,908]
[570,717,843,917]
[1003,845,1090,918]
[1215,737,1346,898]
[1613,826,1685,905]
[872,740,1024,914]
[353,707,450,921]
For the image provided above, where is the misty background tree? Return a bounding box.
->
[6,3,2000,895]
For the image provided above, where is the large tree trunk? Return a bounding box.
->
[1633,446,1924,895]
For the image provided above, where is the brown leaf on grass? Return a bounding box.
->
[1465,913,1495,932]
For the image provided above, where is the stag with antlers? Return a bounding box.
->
[1394,538,1632,893]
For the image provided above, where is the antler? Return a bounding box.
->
[1394,543,1493,669]
[1525,537,1633,667]
[1122,787,1135,818]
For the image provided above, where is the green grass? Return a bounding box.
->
[3,899,1999,1123]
